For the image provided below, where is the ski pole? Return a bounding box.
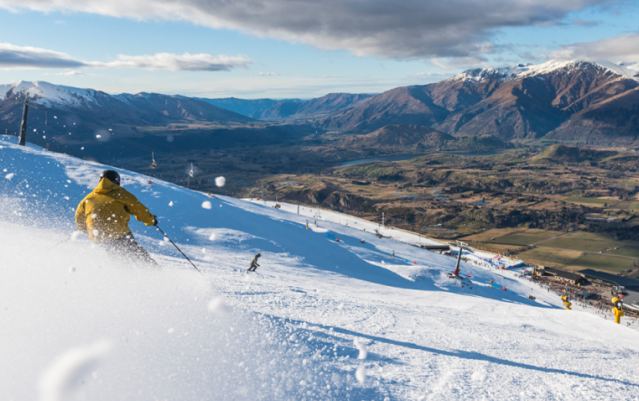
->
[47,237,70,250]
[155,225,202,274]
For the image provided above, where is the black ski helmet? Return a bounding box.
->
[100,170,121,185]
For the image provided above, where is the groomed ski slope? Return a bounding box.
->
[1,137,639,401]
[248,199,525,269]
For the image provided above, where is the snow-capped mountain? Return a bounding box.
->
[0,81,256,161]
[617,61,639,77]
[0,80,103,109]
[0,80,252,123]
[316,60,639,145]
[450,60,639,83]
[2,137,639,400]
[3,58,639,149]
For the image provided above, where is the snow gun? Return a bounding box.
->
[612,297,624,324]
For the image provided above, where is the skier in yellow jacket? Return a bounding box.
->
[75,170,158,266]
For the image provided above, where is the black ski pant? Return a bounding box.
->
[102,232,158,267]
[248,262,259,272]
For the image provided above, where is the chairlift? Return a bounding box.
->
[151,152,156,168]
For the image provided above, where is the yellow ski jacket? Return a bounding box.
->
[75,178,156,242]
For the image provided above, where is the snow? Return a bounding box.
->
[1,136,639,400]
[1,60,636,112]
[0,83,13,100]
[450,60,639,83]
[247,199,522,269]
[247,198,443,246]
[39,339,112,401]
[2,81,101,109]
[619,61,639,76]
[215,176,226,187]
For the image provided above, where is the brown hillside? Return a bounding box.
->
[336,124,453,150]
[315,61,639,145]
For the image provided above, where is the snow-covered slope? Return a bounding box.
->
[0,80,102,109]
[619,61,639,77]
[0,81,253,129]
[2,137,639,400]
[450,60,639,83]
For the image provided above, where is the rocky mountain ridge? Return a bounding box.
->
[315,60,639,146]
[0,81,253,130]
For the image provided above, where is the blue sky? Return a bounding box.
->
[0,0,637,98]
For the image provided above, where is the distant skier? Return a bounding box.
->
[248,253,261,272]
[75,170,158,266]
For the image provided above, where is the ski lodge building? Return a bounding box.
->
[577,270,639,312]
[533,266,588,286]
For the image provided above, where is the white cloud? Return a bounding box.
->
[0,42,85,69]
[92,53,251,71]
[0,43,251,71]
[0,0,613,60]
[430,57,492,71]
[255,72,279,76]
[553,32,639,63]
[56,70,91,76]
[414,72,450,79]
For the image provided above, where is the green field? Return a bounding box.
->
[568,254,636,273]
[605,242,639,258]
[493,235,541,245]
[517,247,584,268]
[466,242,518,253]
[462,229,561,246]
[542,231,620,252]
[493,234,552,246]
[564,197,611,205]
[615,201,639,211]
[621,181,639,187]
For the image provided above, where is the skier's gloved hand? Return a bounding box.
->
[152,215,158,226]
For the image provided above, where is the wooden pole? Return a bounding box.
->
[18,103,28,146]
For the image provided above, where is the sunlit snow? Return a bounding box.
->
[1,137,638,400]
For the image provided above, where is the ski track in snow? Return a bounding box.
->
[1,136,639,400]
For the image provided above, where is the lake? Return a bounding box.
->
[335,151,505,167]
[447,152,504,157]
[393,193,418,198]
[334,154,423,167]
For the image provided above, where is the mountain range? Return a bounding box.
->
[316,61,639,145]
[1,60,639,150]
[0,81,252,136]
[200,93,374,121]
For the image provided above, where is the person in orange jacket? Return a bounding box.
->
[75,170,158,266]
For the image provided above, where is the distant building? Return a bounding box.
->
[577,269,639,289]
[578,269,639,312]
[533,266,588,285]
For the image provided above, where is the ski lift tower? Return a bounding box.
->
[16,94,41,146]
[449,241,470,278]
